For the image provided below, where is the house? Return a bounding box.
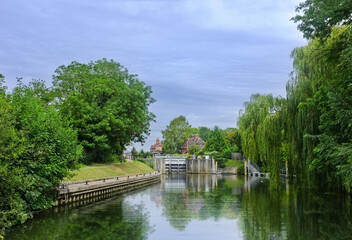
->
[150,138,163,154]
[180,134,206,154]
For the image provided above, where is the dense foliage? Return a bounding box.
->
[0,59,155,236]
[200,127,241,167]
[161,116,192,154]
[197,126,211,141]
[224,128,242,153]
[0,80,82,236]
[286,26,352,190]
[238,0,352,191]
[204,126,228,153]
[6,199,153,240]
[161,116,241,161]
[237,94,286,189]
[52,59,155,163]
[292,0,352,39]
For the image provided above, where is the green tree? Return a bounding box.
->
[5,199,153,240]
[0,92,27,236]
[286,26,352,190]
[11,80,82,209]
[0,73,6,95]
[52,59,155,163]
[237,26,352,191]
[237,94,285,189]
[131,146,138,159]
[0,79,82,235]
[188,143,201,155]
[191,127,199,135]
[292,0,352,39]
[161,116,192,154]
[289,0,352,191]
[198,126,211,142]
[204,126,228,153]
[224,128,242,152]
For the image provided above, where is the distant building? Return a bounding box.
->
[150,139,163,154]
[180,134,206,154]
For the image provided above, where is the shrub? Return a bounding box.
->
[148,161,154,169]
[215,157,227,168]
[236,162,245,175]
[222,146,239,159]
[136,158,147,165]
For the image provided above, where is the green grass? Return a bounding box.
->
[224,159,245,175]
[225,160,237,167]
[65,161,154,182]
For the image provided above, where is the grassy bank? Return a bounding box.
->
[65,161,154,182]
[223,159,244,175]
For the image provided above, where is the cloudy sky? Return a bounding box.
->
[0,0,306,151]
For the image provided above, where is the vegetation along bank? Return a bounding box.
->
[0,59,155,237]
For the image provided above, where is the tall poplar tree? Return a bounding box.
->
[161,116,192,154]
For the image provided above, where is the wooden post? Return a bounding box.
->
[285,161,288,178]
[244,161,247,176]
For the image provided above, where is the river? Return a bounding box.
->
[5,174,352,240]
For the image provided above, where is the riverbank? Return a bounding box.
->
[65,161,154,182]
[58,161,159,206]
[58,171,161,205]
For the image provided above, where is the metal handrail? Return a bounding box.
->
[250,161,261,172]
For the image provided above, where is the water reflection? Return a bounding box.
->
[150,174,352,240]
[155,174,243,231]
[239,178,352,240]
[6,196,153,240]
[5,174,352,240]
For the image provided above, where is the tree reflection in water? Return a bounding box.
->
[238,177,352,240]
[159,174,243,231]
[6,196,153,240]
[157,174,352,240]
[6,174,352,240]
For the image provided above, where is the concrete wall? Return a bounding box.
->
[56,173,161,206]
[154,158,165,173]
[186,158,215,174]
[186,174,217,191]
[231,153,243,160]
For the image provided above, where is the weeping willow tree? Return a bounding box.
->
[238,94,286,189]
[285,44,322,187]
[238,26,352,191]
[285,26,352,190]
[238,0,352,192]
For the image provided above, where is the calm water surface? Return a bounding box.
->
[6,174,352,240]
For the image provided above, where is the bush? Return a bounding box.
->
[236,162,245,175]
[215,157,227,168]
[0,80,82,235]
[136,158,147,165]
[225,160,236,167]
[223,146,240,159]
[148,161,154,169]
